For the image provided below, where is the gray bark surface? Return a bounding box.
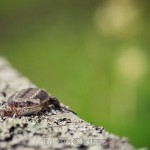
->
[0,57,141,150]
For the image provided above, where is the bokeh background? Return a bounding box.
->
[0,0,150,148]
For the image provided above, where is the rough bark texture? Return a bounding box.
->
[0,57,142,150]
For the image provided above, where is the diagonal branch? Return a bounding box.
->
[0,57,139,150]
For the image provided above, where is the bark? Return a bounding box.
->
[0,57,142,150]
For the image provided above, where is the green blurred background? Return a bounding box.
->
[0,0,150,148]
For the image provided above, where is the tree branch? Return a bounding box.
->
[0,57,139,150]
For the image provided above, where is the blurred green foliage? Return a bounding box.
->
[0,0,150,148]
